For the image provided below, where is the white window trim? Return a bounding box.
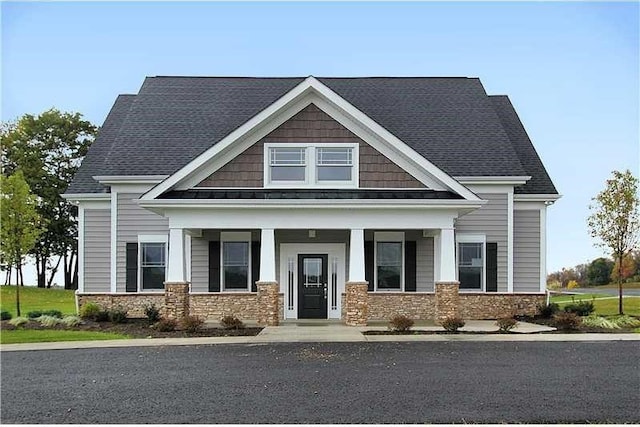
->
[373,231,405,292]
[263,142,359,189]
[220,231,252,292]
[456,233,486,292]
[137,235,169,292]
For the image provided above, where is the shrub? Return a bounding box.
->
[496,317,518,332]
[37,315,61,328]
[181,315,204,333]
[220,315,244,330]
[79,302,102,320]
[440,316,465,333]
[154,318,177,332]
[563,300,595,316]
[566,280,579,290]
[388,315,414,332]
[27,310,43,319]
[0,310,12,321]
[108,306,128,324]
[144,304,161,323]
[537,302,559,318]
[60,315,83,327]
[8,316,28,327]
[41,310,63,319]
[552,312,581,330]
[94,310,110,322]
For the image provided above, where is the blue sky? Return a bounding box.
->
[2,1,639,280]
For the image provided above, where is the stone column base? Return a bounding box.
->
[435,281,460,323]
[257,281,279,326]
[345,281,369,326]
[164,282,190,320]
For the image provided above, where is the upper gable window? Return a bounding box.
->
[265,143,358,188]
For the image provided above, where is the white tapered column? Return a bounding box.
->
[167,228,186,283]
[348,229,365,282]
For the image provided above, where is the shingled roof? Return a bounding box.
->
[67,76,557,195]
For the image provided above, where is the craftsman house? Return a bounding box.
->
[64,76,559,325]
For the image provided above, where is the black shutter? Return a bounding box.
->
[251,241,260,292]
[404,241,417,292]
[209,241,221,292]
[125,243,138,292]
[486,242,498,292]
[364,241,374,291]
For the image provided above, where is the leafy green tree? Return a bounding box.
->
[0,172,43,315]
[1,109,96,289]
[586,257,614,286]
[587,170,640,314]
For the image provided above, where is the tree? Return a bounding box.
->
[1,109,96,289]
[586,257,614,286]
[587,170,640,314]
[610,254,636,282]
[0,172,43,315]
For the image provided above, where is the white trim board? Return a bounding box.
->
[141,77,479,202]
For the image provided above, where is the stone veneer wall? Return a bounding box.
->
[367,293,436,320]
[77,294,166,318]
[459,293,545,319]
[189,293,259,320]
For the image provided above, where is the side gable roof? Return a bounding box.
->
[67,76,558,196]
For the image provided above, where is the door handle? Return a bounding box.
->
[323,285,327,299]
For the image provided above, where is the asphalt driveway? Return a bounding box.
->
[1,341,638,423]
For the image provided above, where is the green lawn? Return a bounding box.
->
[0,330,129,344]
[591,282,640,290]
[551,294,640,316]
[0,286,76,317]
[551,293,610,304]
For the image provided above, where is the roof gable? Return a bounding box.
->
[195,104,426,189]
[142,77,479,200]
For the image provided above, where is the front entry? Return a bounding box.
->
[297,254,328,319]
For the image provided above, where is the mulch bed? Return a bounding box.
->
[0,318,263,338]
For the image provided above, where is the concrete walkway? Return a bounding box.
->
[1,320,638,352]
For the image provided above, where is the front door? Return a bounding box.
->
[298,254,328,319]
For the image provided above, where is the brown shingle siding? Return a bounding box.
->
[196,103,425,189]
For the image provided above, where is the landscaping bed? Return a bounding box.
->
[363,330,518,335]
[519,315,640,334]
[0,318,263,339]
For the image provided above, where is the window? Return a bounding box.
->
[269,147,306,182]
[265,144,357,187]
[316,147,353,181]
[221,232,251,291]
[457,241,484,290]
[374,232,404,291]
[140,242,166,290]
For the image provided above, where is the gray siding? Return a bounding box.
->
[116,193,169,292]
[84,209,111,292]
[456,193,508,291]
[514,210,541,292]
[416,237,434,292]
[190,236,209,292]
